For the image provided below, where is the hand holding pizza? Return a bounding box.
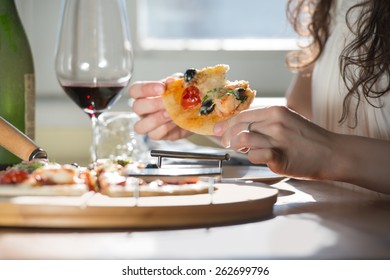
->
[129,64,255,138]
[129,79,192,141]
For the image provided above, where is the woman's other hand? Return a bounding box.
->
[214,106,335,180]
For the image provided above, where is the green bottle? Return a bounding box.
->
[0,0,35,168]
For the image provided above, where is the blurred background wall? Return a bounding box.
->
[15,0,294,165]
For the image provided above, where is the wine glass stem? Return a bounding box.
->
[91,116,100,162]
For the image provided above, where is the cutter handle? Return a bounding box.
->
[150,150,230,161]
[0,117,47,161]
[150,149,230,169]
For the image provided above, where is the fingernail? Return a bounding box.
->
[163,111,171,119]
[238,147,250,154]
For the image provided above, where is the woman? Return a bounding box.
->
[129,0,390,194]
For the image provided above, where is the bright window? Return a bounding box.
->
[14,0,295,101]
[136,0,297,50]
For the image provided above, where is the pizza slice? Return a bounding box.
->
[96,161,215,197]
[0,159,216,197]
[0,160,94,196]
[162,64,256,135]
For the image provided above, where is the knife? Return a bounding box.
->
[0,116,48,162]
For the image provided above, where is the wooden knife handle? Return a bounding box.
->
[0,116,47,161]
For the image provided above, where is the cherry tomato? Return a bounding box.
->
[0,169,29,184]
[181,86,201,109]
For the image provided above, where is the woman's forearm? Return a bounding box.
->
[328,133,390,194]
[285,65,313,120]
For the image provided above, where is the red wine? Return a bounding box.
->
[62,84,125,118]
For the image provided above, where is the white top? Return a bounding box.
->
[312,0,390,139]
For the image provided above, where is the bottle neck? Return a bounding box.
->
[0,0,29,52]
[0,1,23,33]
[0,1,18,14]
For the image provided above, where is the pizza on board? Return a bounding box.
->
[0,160,94,196]
[95,160,214,197]
[0,159,215,197]
[162,64,256,135]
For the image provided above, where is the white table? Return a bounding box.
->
[0,178,389,259]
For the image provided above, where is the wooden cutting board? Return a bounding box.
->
[0,182,278,229]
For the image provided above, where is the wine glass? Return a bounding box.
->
[55,0,133,162]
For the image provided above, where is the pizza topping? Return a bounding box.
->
[12,159,48,173]
[184,68,197,83]
[203,87,248,103]
[98,170,128,188]
[181,85,201,109]
[145,163,159,169]
[0,159,50,185]
[200,99,215,115]
[79,169,97,191]
[116,158,132,167]
[232,88,248,102]
[0,169,30,184]
[213,94,243,116]
[198,87,248,116]
[30,165,80,186]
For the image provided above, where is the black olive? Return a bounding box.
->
[234,87,247,101]
[184,68,196,82]
[145,163,159,169]
[200,99,215,115]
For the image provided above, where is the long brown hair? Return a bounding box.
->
[286,0,390,126]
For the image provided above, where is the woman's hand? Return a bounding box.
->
[128,79,192,141]
[214,106,335,180]
[214,105,390,194]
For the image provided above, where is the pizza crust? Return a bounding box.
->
[0,184,89,197]
[101,181,214,197]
